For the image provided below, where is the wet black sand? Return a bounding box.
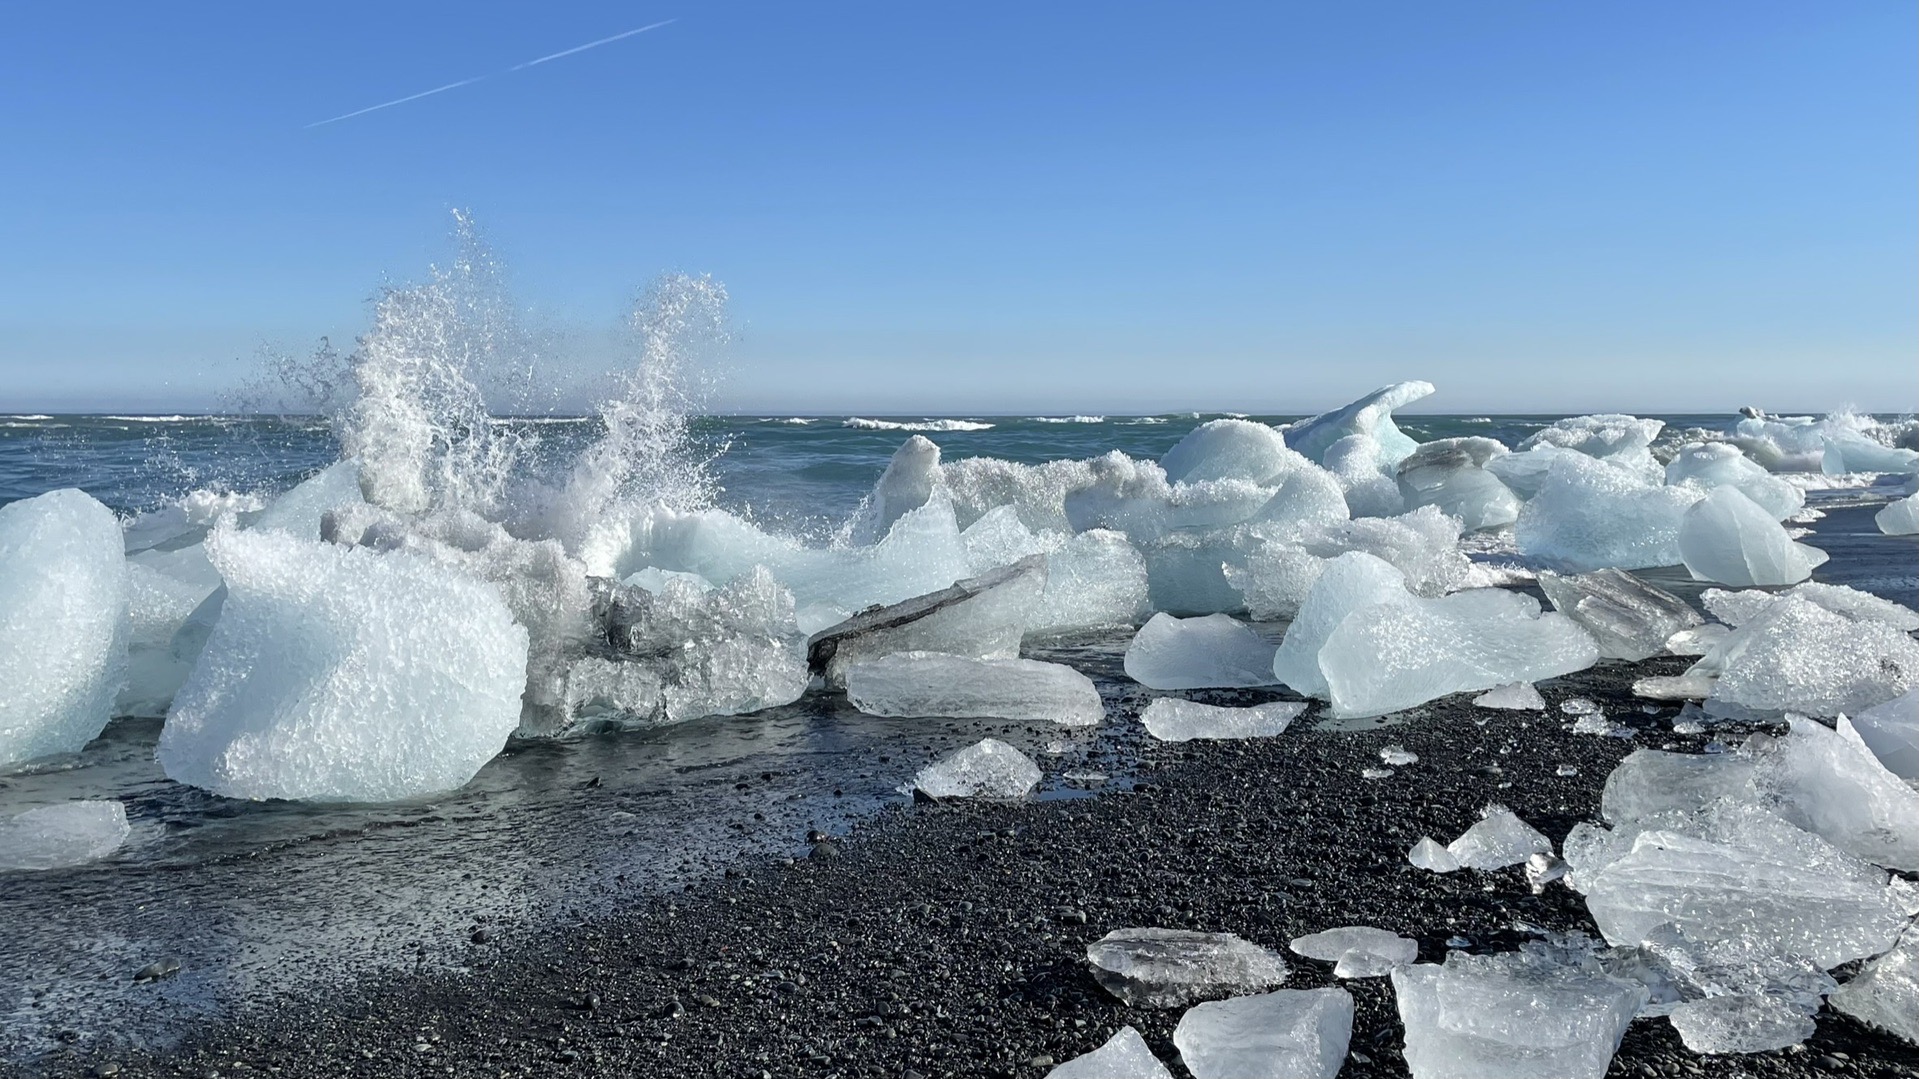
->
[31,656,1919,1079]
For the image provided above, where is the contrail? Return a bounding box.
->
[512,20,675,70]
[306,20,675,129]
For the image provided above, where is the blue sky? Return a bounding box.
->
[0,1,1912,414]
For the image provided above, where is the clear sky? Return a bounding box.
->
[1,1,1913,414]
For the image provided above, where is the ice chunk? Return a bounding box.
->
[1392,951,1646,1079]
[1409,836,1462,872]
[1395,437,1520,531]
[1517,414,1666,482]
[1282,381,1434,468]
[1290,927,1418,978]
[1828,923,1919,1045]
[1473,682,1546,710]
[1664,624,1729,656]
[1537,569,1702,662]
[0,489,129,770]
[1677,486,1826,586]
[1877,494,1919,535]
[1086,928,1290,1007]
[1124,613,1278,690]
[1317,588,1599,718]
[1484,444,1579,500]
[157,528,528,801]
[1031,529,1149,634]
[1045,1027,1172,1079]
[1225,506,1470,620]
[1705,582,1919,631]
[806,556,1044,687]
[1140,699,1304,742]
[1822,432,1919,476]
[1850,688,1919,781]
[845,651,1104,726]
[1515,453,1700,571]
[1173,987,1353,1079]
[118,543,224,718]
[1753,716,1919,871]
[249,460,366,539]
[0,801,130,871]
[1271,553,1411,699]
[1159,419,1301,485]
[1380,745,1419,766]
[1600,749,1756,827]
[1667,995,1815,1054]
[1323,433,1406,517]
[846,436,942,544]
[1708,595,1919,718]
[911,737,1041,799]
[942,455,1096,533]
[1446,804,1552,870]
[1064,452,1277,542]
[1664,442,1804,520]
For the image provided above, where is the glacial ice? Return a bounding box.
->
[1445,805,1552,870]
[1030,529,1150,634]
[844,652,1104,726]
[1667,995,1816,1055]
[0,489,129,770]
[1172,987,1353,1079]
[1516,414,1666,483]
[157,528,529,801]
[1705,594,1919,718]
[1822,432,1919,476]
[1290,926,1418,978]
[0,801,130,871]
[1877,494,1919,535]
[1536,568,1702,661]
[250,460,366,539]
[1483,444,1579,500]
[1158,419,1300,485]
[1282,381,1433,470]
[1124,613,1278,690]
[1271,553,1411,699]
[1086,928,1291,1007]
[1224,506,1471,620]
[1752,716,1919,872]
[911,737,1041,799]
[846,435,941,544]
[1392,951,1646,1079]
[1663,442,1804,520]
[1664,624,1729,656]
[1408,836,1461,872]
[943,455,1095,533]
[1044,1026,1172,1079]
[1394,437,1520,531]
[806,556,1044,687]
[1677,486,1826,586]
[1473,682,1546,710]
[1705,581,1919,631]
[1634,922,1837,1017]
[1515,453,1701,571]
[1064,453,1278,542]
[1850,688,1919,781]
[1140,699,1304,742]
[119,542,224,718]
[1323,433,1407,517]
[1316,587,1599,718]
[1599,749,1756,827]
[1828,923,1919,1045]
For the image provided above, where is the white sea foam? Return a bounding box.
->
[843,417,996,432]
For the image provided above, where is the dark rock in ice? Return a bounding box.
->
[804,555,1046,688]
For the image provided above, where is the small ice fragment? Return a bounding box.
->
[1525,852,1568,894]
[1474,683,1546,711]
[1561,698,1601,715]
[1291,928,1417,980]
[1446,805,1552,870]
[0,801,130,871]
[1140,699,1304,743]
[1408,836,1461,873]
[1571,714,1613,736]
[911,738,1040,799]
[1086,928,1290,1008]
[1380,745,1418,766]
[1045,1025,1172,1079]
[1173,987,1353,1079]
[1361,767,1394,780]
[1393,951,1646,1079]
[845,651,1104,726]
[1124,613,1278,690]
[1667,995,1816,1055]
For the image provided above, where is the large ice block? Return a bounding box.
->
[1159,419,1301,485]
[1282,382,1434,469]
[1392,951,1646,1079]
[844,651,1104,726]
[1516,414,1666,482]
[157,528,528,802]
[845,435,942,544]
[806,556,1044,687]
[1877,494,1919,536]
[1124,613,1278,690]
[1753,716,1919,871]
[1677,486,1826,586]
[1707,594,1919,718]
[1828,923,1919,1045]
[0,489,129,770]
[1173,987,1353,1079]
[1663,442,1803,520]
[1271,553,1411,699]
[1395,437,1520,531]
[1514,453,1700,571]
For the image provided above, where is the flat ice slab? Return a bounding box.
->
[1173,987,1353,1079]
[1140,699,1304,742]
[845,651,1104,726]
[0,801,129,871]
[912,737,1041,799]
[1123,613,1278,690]
[1829,923,1919,1045]
[805,555,1044,688]
[1290,926,1418,977]
[1087,927,1290,1008]
[1667,995,1816,1055]
[1393,951,1646,1079]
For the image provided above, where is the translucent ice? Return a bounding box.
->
[1124,613,1278,690]
[1754,716,1919,871]
[806,556,1044,687]
[1599,749,1756,827]
[118,543,224,718]
[1290,926,1418,977]
[1271,553,1411,699]
[1822,432,1919,476]
[1395,437,1520,531]
[1705,582,1919,631]
[1392,951,1646,1079]
[943,455,1097,533]
[846,435,941,544]
[1706,594,1919,718]
[0,801,129,871]
[1317,588,1599,718]
[1877,494,1919,535]
[1282,381,1433,470]
[1677,486,1826,586]
[1140,699,1305,742]
[1446,804,1552,870]
[1473,683,1546,710]
[1408,836,1462,872]
[1667,995,1815,1055]
[1226,507,1471,620]
[1515,453,1701,571]
[1044,1026,1172,1079]
[1664,442,1803,520]
[1850,688,1919,781]
[1031,529,1150,634]
[1517,414,1666,482]
[157,528,529,801]
[1828,923,1919,1045]
[1086,928,1290,1007]
[1159,419,1302,485]
[1173,987,1353,1079]
[1536,569,1702,662]
[911,737,1041,799]
[845,652,1104,726]
[1323,433,1407,517]
[0,489,129,770]
[1064,452,1277,542]
[249,460,366,539]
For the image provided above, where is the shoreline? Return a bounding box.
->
[35,659,1919,1079]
